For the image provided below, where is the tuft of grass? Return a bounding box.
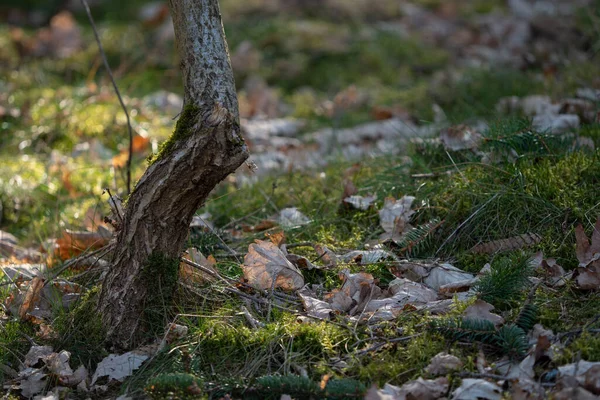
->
[0,320,35,384]
[145,373,204,399]
[53,287,107,369]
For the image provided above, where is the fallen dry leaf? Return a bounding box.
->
[52,230,111,262]
[440,124,482,151]
[575,265,600,290]
[558,360,600,386]
[286,253,319,270]
[19,277,45,320]
[339,250,399,265]
[267,231,286,248]
[509,377,545,400]
[60,365,88,387]
[313,244,337,268]
[575,218,600,268]
[91,351,150,385]
[6,277,82,322]
[299,288,335,319]
[452,378,502,400]
[338,269,377,304]
[504,354,535,380]
[17,369,47,398]
[24,346,54,367]
[378,196,415,242]
[425,352,463,375]
[242,240,304,290]
[423,263,474,291]
[552,387,598,400]
[397,377,448,400]
[534,253,570,287]
[180,248,218,284]
[241,219,277,233]
[343,195,377,210]
[277,207,310,228]
[45,350,73,378]
[463,299,504,327]
[369,377,448,400]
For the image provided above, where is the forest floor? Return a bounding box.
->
[1,0,600,399]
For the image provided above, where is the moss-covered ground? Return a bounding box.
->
[1,0,600,398]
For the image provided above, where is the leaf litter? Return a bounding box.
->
[3,0,600,398]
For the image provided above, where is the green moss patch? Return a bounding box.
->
[141,252,181,335]
[147,105,201,165]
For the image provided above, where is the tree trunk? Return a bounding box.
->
[98,0,248,350]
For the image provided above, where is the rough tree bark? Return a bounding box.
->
[97,0,248,350]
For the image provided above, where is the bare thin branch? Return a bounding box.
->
[80,0,133,195]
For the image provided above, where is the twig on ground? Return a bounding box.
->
[344,334,422,359]
[412,171,454,179]
[458,372,510,381]
[80,0,134,195]
[558,327,600,341]
[104,188,123,223]
[0,266,21,292]
[241,305,264,329]
[45,243,115,282]
[286,242,314,249]
[352,284,376,334]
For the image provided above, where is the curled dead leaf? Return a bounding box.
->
[440,124,482,151]
[425,352,463,375]
[379,196,415,237]
[19,277,45,320]
[463,299,504,327]
[243,240,304,290]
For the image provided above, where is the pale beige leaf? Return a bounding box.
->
[423,263,474,291]
[440,124,482,151]
[45,350,73,377]
[388,278,438,303]
[24,345,54,367]
[343,195,377,210]
[452,378,502,400]
[324,289,353,313]
[509,378,545,400]
[397,377,449,400]
[91,351,150,384]
[278,207,310,228]
[425,352,463,375]
[378,196,415,235]
[505,354,535,380]
[575,265,600,290]
[339,250,399,265]
[559,360,600,388]
[18,370,47,398]
[60,365,88,387]
[299,289,334,319]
